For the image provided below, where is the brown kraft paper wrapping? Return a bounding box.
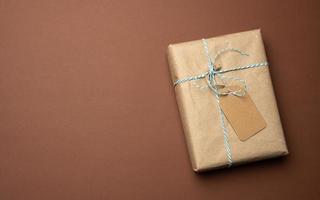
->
[167,29,288,172]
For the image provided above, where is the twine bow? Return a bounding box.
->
[173,39,268,167]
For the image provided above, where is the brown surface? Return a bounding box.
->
[0,0,319,199]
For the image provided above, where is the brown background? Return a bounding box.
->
[0,0,319,199]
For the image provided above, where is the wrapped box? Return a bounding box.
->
[167,29,288,172]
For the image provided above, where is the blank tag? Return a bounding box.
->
[219,91,266,141]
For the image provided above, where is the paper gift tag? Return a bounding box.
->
[219,87,266,141]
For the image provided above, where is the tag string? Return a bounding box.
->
[174,38,268,167]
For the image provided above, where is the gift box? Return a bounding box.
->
[167,29,288,172]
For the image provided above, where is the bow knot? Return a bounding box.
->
[208,63,218,82]
[206,62,247,98]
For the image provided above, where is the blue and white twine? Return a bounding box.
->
[174,38,268,167]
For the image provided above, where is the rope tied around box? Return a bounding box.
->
[174,39,268,167]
